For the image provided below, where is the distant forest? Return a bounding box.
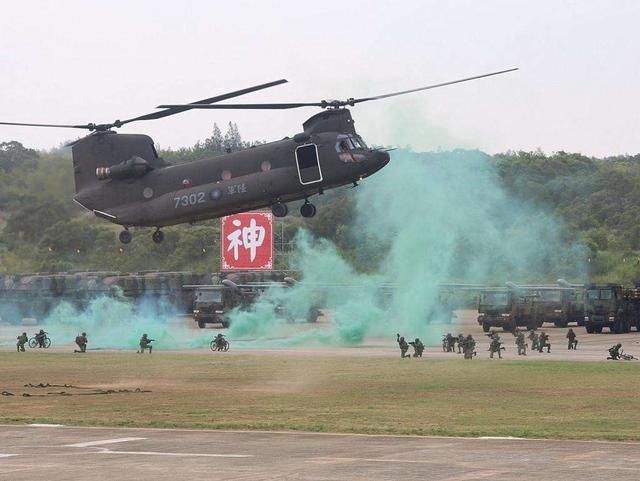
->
[1,122,640,282]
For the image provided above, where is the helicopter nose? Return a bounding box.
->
[376,150,390,165]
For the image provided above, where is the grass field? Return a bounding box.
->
[1,351,639,440]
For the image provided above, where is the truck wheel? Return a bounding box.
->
[482,322,490,332]
[197,320,205,329]
[221,321,230,329]
[595,326,603,334]
[585,325,594,334]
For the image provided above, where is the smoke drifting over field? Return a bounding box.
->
[229,149,587,345]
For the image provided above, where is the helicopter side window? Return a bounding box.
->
[295,144,323,184]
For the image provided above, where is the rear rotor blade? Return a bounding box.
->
[351,68,519,104]
[0,121,94,130]
[120,79,289,125]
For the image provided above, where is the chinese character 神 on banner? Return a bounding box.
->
[220,212,273,270]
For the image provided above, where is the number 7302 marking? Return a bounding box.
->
[173,192,206,208]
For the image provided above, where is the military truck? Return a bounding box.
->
[477,288,539,332]
[191,282,245,328]
[533,287,585,327]
[190,275,323,328]
[583,283,640,334]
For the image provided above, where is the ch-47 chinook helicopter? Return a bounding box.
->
[1,68,516,244]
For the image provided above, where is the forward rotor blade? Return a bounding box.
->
[120,79,289,125]
[351,68,519,104]
[156,102,324,110]
[0,121,93,130]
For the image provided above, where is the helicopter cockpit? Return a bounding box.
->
[336,134,368,162]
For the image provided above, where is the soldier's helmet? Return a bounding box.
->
[22,332,26,335]
[143,333,148,337]
[82,332,86,336]
[617,343,622,348]
[415,338,420,343]
[399,336,405,342]
[39,329,44,334]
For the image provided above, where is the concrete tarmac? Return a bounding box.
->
[1,425,639,480]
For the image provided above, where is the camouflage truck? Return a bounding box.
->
[533,287,585,327]
[583,283,640,334]
[477,288,539,332]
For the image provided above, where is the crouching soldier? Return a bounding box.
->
[538,331,551,353]
[138,333,154,354]
[410,338,424,358]
[608,343,623,360]
[515,331,527,356]
[396,334,411,359]
[16,332,28,352]
[75,332,88,353]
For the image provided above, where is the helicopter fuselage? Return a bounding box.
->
[73,109,390,229]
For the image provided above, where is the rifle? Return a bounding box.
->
[621,353,638,361]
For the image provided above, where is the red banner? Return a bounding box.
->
[220,212,273,270]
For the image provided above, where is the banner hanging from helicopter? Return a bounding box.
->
[221,212,273,270]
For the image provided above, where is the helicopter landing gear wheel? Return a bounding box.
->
[119,229,132,244]
[152,229,164,244]
[272,202,288,218]
[300,202,316,218]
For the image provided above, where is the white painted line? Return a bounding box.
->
[100,449,253,458]
[65,437,146,448]
[0,454,17,458]
[28,424,64,428]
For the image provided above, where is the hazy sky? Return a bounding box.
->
[1,0,638,156]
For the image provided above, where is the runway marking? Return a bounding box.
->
[98,449,253,458]
[308,457,442,465]
[65,437,146,448]
[28,424,64,428]
[0,454,17,458]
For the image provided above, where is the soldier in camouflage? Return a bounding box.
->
[515,331,527,356]
[566,328,578,350]
[538,331,551,353]
[396,334,411,359]
[16,332,28,352]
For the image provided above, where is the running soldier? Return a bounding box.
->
[566,328,578,350]
[457,334,464,353]
[489,337,504,359]
[463,334,476,360]
[16,332,28,352]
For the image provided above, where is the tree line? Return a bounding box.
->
[2,126,640,282]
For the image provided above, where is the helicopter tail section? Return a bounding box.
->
[71,131,162,196]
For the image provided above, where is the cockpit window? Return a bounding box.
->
[351,136,367,149]
[336,136,355,153]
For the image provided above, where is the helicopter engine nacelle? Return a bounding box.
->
[96,156,152,180]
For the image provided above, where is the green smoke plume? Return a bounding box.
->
[228,149,587,345]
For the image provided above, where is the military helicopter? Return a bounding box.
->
[0,68,517,244]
